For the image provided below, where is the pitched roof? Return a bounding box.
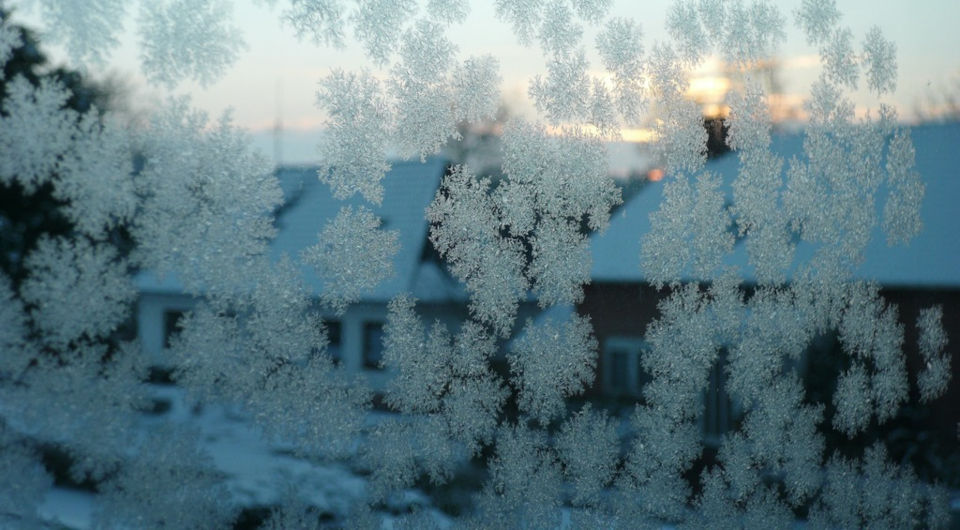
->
[859,123,960,287]
[590,122,960,287]
[136,158,450,300]
[271,158,447,301]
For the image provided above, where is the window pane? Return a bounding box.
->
[609,349,629,392]
[324,319,342,365]
[162,310,184,349]
[363,322,384,369]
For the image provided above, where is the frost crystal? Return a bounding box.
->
[667,0,786,66]
[20,237,134,349]
[570,0,612,23]
[641,171,734,285]
[0,337,146,485]
[375,297,506,494]
[263,498,325,530]
[473,425,563,529]
[529,49,590,124]
[556,405,618,506]
[647,43,707,175]
[501,120,620,237]
[390,20,459,160]
[0,425,51,528]
[36,0,126,66]
[172,260,369,457]
[810,444,948,528]
[863,26,897,94]
[503,124,613,298]
[351,0,417,65]
[795,0,841,46]
[302,205,399,314]
[132,99,280,296]
[0,0,952,526]
[727,82,794,283]
[528,217,592,306]
[0,75,136,239]
[538,0,583,56]
[494,0,545,45]
[316,70,392,204]
[452,55,501,123]
[642,285,722,421]
[508,313,597,424]
[138,0,245,87]
[720,0,786,65]
[383,295,448,412]
[666,1,707,64]
[56,112,137,239]
[0,276,31,375]
[595,17,645,122]
[620,404,700,522]
[821,27,858,89]
[0,18,21,73]
[0,76,75,192]
[94,426,235,528]
[427,0,470,23]
[283,0,346,46]
[588,78,618,137]
[882,128,923,245]
[917,305,950,402]
[428,165,529,336]
[833,283,908,433]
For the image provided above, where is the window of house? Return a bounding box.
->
[363,321,384,369]
[162,309,185,349]
[602,337,649,397]
[701,347,739,446]
[324,319,342,365]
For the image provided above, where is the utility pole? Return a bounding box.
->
[273,77,283,168]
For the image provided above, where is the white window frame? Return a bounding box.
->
[700,347,743,447]
[362,320,385,370]
[602,336,648,397]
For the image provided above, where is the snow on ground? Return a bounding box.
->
[37,488,95,529]
[32,383,960,528]
[36,383,449,529]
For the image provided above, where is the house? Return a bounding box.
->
[583,122,960,441]
[135,158,478,388]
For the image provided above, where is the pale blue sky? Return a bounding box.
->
[9,0,960,163]
[168,0,960,127]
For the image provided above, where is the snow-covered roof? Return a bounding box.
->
[859,123,960,287]
[410,261,469,303]
[589,174,664,283]
[136,158,450,300]
[590,122,960,288]
[271,158,448,301]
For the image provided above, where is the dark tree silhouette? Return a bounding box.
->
[0,8,124,289]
